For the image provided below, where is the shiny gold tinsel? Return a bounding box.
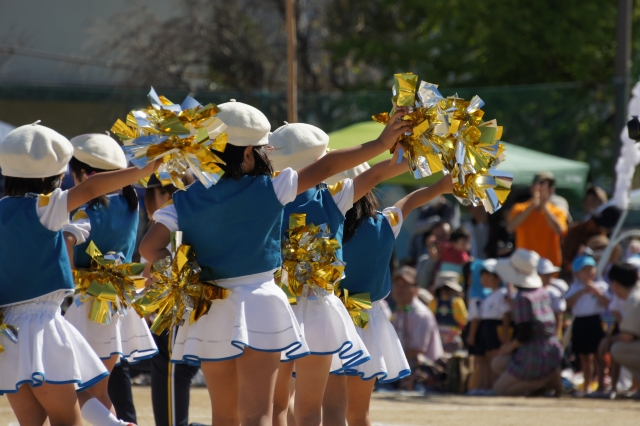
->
[279,214,345,298]
[134,237,228,335]
[111,87,228,190]
[73,241,146,325]
[373,74,513,213]
[335,288,372,329]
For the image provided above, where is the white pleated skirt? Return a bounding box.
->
[293,285,370,374]
[0,291,109,394]
[171,273,309,365]
[65,300,158,364]
[336,301,410,383]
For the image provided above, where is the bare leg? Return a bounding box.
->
[9,382,84,426]
[287,378,296,426]
[494,371,553,396]
[322,374,347,426]
[236,347,281,426]
[595,354,605,391]
[346,377,376,426]
[294,355,332,426]
[485,350,500,388]
[78,354,119,410]
[580,354,593,393]
[273,361,295,426]
[201,358,240,426]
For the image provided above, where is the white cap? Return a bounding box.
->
[0,124,73,178]
[269,122,329,171]
[495,249,542,289]
[325,161,370,185]
[482,258,498,273]
[537,257,561,275]
[70,133,127,171]
[434,271,463,292]
[216,100,270,146]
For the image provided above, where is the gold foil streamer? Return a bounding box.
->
[73,241,146,325]
[280,214,346,298]
[335,288,372,329]
[111,87,228,189]
[0,312,18,353]
[373,74,513,212]
[133,242,228,335]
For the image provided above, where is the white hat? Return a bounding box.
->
[482,258,498,273]
[0,123,73,178]
[70,133,127,170]
[434,271,463,293]
[325,161,370,185]
[495,249,542,289]
[216,100,270,146]
[269,122,329,171]
[537,257,561,275]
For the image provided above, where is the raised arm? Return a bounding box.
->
[296,108,412,194]
[352,156,408,201]
[394,175,454,219]
[67,160,160,212]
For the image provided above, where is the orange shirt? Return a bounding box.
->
[509,201,567,266]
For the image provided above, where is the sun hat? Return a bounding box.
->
[392,265,417,285]
[495,249,542,289]
[0,123,73,178]
[481,258,498,274]
[434,271,463,293]
[70,133,127,170]
[586,234,609,251]
[572,255,596,273]
[268,122,329,171]
[215,100,270,147]
[325,161,370,185]
[533,171,555,185]
[537,258,561,275]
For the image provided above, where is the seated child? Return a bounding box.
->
[565,255,611,395]
[429,271,468,353]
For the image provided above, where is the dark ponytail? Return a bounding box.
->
[215,144,273,180]
[69,156,138,211]
[343,191,380,243]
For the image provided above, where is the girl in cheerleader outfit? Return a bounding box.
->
[268,122,411,426]
[63,134,158,414]
[0,123,159,426]
[322,170,453,426]
[140,101,412,426]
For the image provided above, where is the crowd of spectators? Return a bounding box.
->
[381,171,640,398]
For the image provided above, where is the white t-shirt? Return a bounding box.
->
[609,295,626,314]
[565,280,610,317]
[381,206,403,239]
[326,178,355,216]
[467,297,483,321]
[550,278,569,294]
[545,285,566,313]
[480,287,511,320]
[30,188,70,232]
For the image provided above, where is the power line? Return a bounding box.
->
[0,45,136,70]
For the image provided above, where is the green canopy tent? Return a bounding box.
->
[328,121,590,198]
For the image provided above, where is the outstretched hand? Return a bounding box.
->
[377,107,413,150]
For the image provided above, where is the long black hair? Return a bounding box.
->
[4,174,63,197]
[343,191,380,243]
[69,157,138,211]
[215,144,273,180]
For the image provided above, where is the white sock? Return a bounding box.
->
[81,398,131,426]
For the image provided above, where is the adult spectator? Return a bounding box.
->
[391,266,443,388]
[561,206,622,277]
[491,249,563,396]
[582,186,608,221]
[485,205,514,259]
[408,195,459,262]
[507,172,568,266]
[599,263,640,384]
[416,221,452,288]
[462,205,489,260]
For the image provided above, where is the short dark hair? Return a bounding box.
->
[450,226,471,243]
[216,144,273,180]
[608,263,638,288]
[4,174,63,197]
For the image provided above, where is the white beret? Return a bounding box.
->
[216,100,270,146]
[269,123,329,172]
[0,124,73,178]
[70,133,127,170]
[325,161,370,185]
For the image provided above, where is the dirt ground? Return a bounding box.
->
[1,387,639,426]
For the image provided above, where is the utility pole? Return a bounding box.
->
[286,0,298,123]
[614,0,632,140]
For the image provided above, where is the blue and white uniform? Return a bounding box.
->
[283,179,370,373]
[335,207,410,382]
[153,169,309,364]
[64,193,157,364]
[0,189,108,394]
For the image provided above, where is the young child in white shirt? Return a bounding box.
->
[538,257,567,337]
[565,255,611,395]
